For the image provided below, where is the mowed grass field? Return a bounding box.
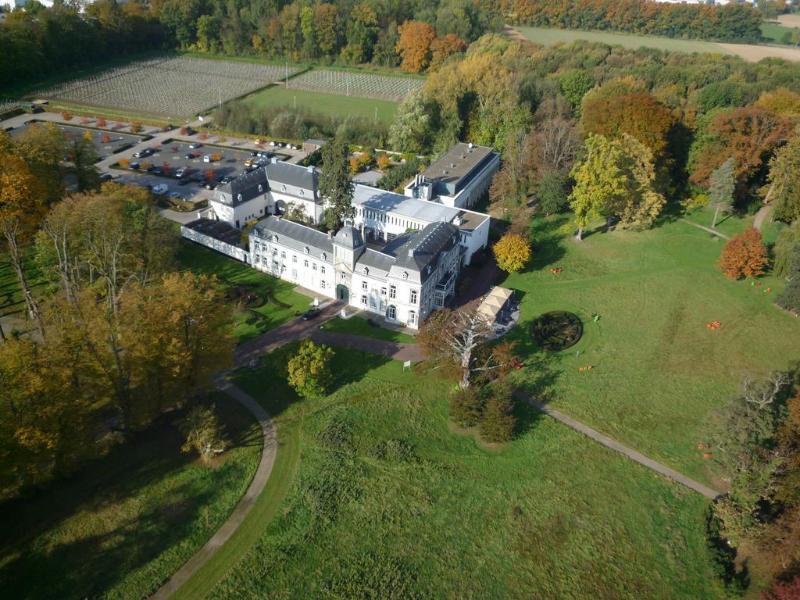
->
[319,314,417,344]
[503,215,800,486]
[0,393,261,600]
[512,25,800,62]
[185,347,726,599]
[177,241,311,343]
[242,84,399,123]
[513,25,732,54]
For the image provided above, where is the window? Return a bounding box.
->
[321,253,327,261]
[292,255,297,263]
[361,280,368,291]
[408,310,416,326]
[387,305,396,320]
[402,271,408,280]
[304,246,310,254]
[340,272,346,281]
[321,280,326,289]
[321,266,326,275]
[304,259,309,268]
[410,289,418,304]
[389,285,396,299]
[312,263,317,271]
[380,287,386,296]
[361,295,368,306]
[369,296,377,309]
[363,267,369,275]
[280,251,286,259]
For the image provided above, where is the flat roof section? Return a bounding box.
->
[184,219,244,247]
[420,143,495,195]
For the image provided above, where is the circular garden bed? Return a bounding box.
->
[531,311,583,351]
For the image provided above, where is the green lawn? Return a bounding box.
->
[177,241,311,342]
[515,26,733,55]
[0,251,49,336]
[242,85,398,124]
[187,347,725,599]
[761,21,799,45]
[503,214,800,485]
[0,394,261,600]
[320,314,417,344]
[681,204,786,243]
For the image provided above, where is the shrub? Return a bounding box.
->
[376,153,392,170]
[100,133,110,144]
[449,387,484,428]
[130,121,143,133]
[96,116,107,127]
[479,383,517,443]
[179,405,227,461]
[774,222,800,278]
[536,170,570,215]
[776,245,800,315]
[493,232,531,273]
[61,111,73,121]
[719,228,768,280]
[763,575,800,600]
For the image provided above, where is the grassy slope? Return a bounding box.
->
[199,348,724,599]
[320,314,417,344]
[177,241,311,342]
[515,26,733,54]
[242,85,398,123]
[503,215,800,485]
[0,393,261,600]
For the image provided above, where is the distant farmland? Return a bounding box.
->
[510,25,800,62]
[286,69,423,102]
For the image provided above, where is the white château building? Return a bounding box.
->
[249,217,461,329]
[187,141,497,328]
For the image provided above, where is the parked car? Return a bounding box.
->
[129,161,140,170]
[99,173,113,181]
[204,181,217,190]
[203,154,212,163]
[151,184,168,195]
[301,309,320,321]
[184,152,196,160]
[133,147,155,158]
[175,167,188,178]
[189,143,203,150]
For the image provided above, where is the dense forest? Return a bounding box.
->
[0,0,502,90]
[502,0,764,43]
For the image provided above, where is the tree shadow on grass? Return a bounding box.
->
[0,409,253,600]
[513,351,562,437]
[528,215,568,270]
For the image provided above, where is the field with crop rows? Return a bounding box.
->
[286,69,423,101]
[37,57,299,118]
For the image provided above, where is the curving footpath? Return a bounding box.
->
[150,377,277,600]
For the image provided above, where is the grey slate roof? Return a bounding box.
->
[266,161,318,194]
[215,168,268,207]
[421,142,496,196]
[392,221,459,274]
[184,219,244,247]
[333,226,364,249]
[358,248,394,278]
[253,216,333,260]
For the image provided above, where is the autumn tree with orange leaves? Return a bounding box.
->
[429,33,466,70]
[719,228,769,280]
[396,20,436,73]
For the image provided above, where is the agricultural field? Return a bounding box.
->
[180,347,725,599]
[0,392,261,599]
[286,69,423,102]
[243,85,400,124]
[511,25,800,62]
[502,214,800,485]
[37,57,299,119]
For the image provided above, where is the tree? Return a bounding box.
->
[396,21,436,73]
[569,134,666,240]
[314,3,338,57]
[776,245,800,315]
[479,383,516,443]
[755,87,800,117]
[708,158,735,229]
[774,221,800,279]
[319,137,354,230]
[559,69,595,112]
[179,405,228,461]
[449,386,483,428]
[691,107,792,201]
[536,170,570,215]
[767,135,800,224]
[493,232,531,273]
[719,228,769,280]
[763,576,800,600]
[287,340,334,399]
[429,33,466,70]
[418,308,512,389]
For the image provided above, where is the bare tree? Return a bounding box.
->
[532,116,580,174]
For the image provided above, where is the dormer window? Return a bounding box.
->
[282,185,287,192]
[258,184,263,192]
[299,189,304,196]
[321,252,327,261]
[237,193,243,202]
[304,246,310,254]
[402,271,408,280]
[363,267,369,275]
[273,235,279,242]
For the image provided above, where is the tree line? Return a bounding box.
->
[0,126,234,500]
[501,0,764,43]
[0,0,501,90]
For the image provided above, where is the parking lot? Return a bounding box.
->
[112,138,291,190]
[7,120,148,162]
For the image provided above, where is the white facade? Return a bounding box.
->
[210,194,269,229]
[249,217,461,329]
